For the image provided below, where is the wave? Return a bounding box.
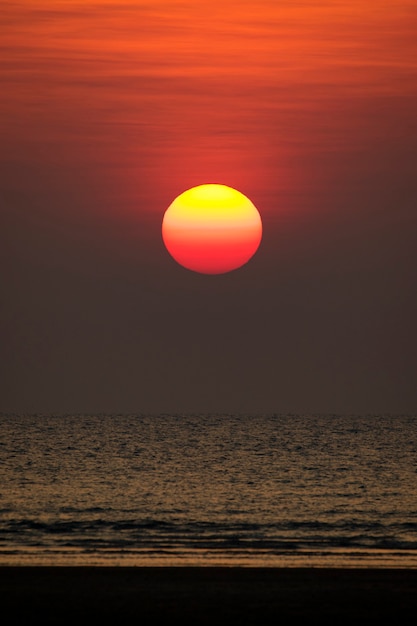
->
[2,517,417,553]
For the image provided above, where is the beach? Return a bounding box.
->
[2,566,417,624]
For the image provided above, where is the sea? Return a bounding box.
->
[1,413,416,568]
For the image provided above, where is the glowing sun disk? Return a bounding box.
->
[162,184,262,274]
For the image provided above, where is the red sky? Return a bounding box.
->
[1,1,416,413]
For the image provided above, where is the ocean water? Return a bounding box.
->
[1,413,416,568]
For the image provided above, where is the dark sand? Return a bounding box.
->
[2,566,417,624]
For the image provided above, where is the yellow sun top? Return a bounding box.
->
[163,184,261,230]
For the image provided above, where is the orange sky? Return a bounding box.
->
[2,0,416,218]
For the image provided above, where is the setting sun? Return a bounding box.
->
[162,184,262,274]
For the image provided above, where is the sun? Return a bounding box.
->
[162,184,262,274]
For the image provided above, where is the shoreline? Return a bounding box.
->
[2,566,417,623]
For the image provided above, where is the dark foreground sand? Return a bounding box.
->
[2,566,417,624]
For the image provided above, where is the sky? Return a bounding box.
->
[1,0,416,415]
